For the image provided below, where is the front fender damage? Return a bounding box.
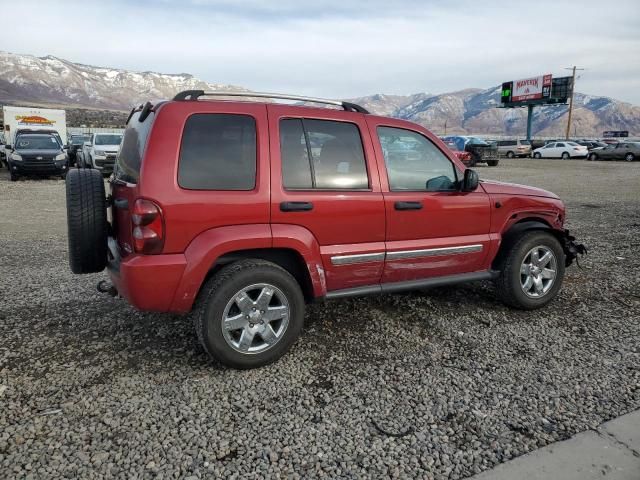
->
[560,229,587,267]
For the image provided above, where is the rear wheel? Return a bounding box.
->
[625,153,635,162]
[561,152,570,159]
[66,168,108,274]
[533,152,542,159]
[193,259,305,369]
[495,231,565,310]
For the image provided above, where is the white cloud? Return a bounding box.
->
[2,0,640,103]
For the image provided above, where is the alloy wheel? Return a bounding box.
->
[221,283,290,354]
[520,246,557,298]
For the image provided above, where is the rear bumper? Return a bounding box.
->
[107,238,187,312]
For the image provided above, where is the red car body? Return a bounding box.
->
[108,99,570,313]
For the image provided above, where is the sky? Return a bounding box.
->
[2,0,640,104]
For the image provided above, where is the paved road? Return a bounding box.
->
[469,409,640,479]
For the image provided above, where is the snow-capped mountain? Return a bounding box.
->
[1,50,638,136]
[350,87,640,137]
[0,51,244,110]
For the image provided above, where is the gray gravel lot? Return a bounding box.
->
[1,158,639,479]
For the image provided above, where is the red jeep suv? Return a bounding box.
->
[66,90,585,369]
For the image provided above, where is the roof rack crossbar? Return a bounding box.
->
[172,90,369,114]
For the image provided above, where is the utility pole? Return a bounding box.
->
[564,65,584,140]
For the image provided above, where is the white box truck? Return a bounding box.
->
[2,106,67,148]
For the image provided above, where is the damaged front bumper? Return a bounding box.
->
[560,229,587,267]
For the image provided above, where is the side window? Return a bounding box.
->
[556,142,565,148]
[178,114,256,190]
[377,127,457,192]
[279,118,368,190]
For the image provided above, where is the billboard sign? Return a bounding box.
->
[603,131,629,138]
[511,74,552,102]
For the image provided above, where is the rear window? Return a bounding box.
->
[178,114,256,190]
[115,111,155,184]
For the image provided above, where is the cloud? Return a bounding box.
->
[3,0,640,103]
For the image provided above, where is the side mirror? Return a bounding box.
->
[462,169,479,192]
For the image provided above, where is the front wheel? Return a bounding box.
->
[486,160,499,167]
[625,153,635,162]
[588,153,598,161]
[495,231,565,310]
[533,152,542,159]
[9,170,18,181]
[506,151,515,158]
[192,259,305,369]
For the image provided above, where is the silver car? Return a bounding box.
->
[496,139,532,158]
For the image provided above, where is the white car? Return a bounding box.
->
[532,141,589,159]
[80,133,123,174]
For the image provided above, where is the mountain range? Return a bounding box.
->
[1,51,638,136]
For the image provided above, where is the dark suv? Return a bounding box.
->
[65,91,585,369]
[7,133,69,181]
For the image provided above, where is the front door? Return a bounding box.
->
[366,118,491,283]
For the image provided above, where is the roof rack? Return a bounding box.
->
[172,90,370,114]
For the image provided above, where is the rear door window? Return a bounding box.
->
[279,118,368,190]
[178,114,256,190]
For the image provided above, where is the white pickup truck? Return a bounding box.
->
[78,132,123,174]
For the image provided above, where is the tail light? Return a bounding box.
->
[573,147,581,151]
[132,199,164,254]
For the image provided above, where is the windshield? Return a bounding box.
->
[520,140,531,145]
[71,136,89,145]
[466,137,488,146]
[95,134,123,145]
[16,136,61,150]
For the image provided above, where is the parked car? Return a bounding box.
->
[68,134,90,166]
[65,90,585,369]
[577,140,607,151]
[6,133,69,181]
[441,139,473,165]
[588,142,640,162]
[496,139,532,158]
[79,132,123,174]
[440,136,499,166]
[532,141,588,159]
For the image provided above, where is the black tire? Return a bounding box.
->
[66,168,108,274]
[9,170,18,181]
[494,231,565,310]
[561,152,570,160]
[506,151,515,158]
[486,160,499,167]
[193,259,305,369]
[625,153,635,162]
[588,153,598,161]
[533,152,542,159]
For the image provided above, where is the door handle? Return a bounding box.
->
[280,201,313,212]
[394,201,423,210]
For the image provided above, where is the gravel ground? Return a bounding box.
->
[1,158,639,479]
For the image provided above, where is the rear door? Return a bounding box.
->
[268,105,385,292]
[367,117,491,283]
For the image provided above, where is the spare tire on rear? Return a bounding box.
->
[66,168,108,274]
